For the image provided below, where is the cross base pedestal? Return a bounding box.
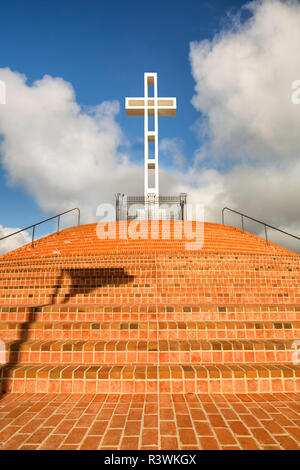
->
[116,193,187,221]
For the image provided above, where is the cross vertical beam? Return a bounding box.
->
[125,73,176,217]
[144,73,159,198]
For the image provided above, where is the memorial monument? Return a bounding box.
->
[116,72,187,220]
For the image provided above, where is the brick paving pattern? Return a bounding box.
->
[0,393,299,450]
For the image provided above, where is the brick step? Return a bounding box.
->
[2,252,298,261]
[2,282,299,292]
[1,363,299,394]
[2,242,290,258]
[2,292,300,302]
[1,311,299,323]
[1,305,299,322]
[2,269,299,278]
[1,257,299,270]
[0,242,293,258]
[2,277,299,287]
[0,287,300,305]
[2,278,300,287]
[1,321,299,341]
[3,254,297,263]
[0,292,300,307]
[1,253,297,267]
[2,267,299,277]
[2,292,300,304]
[2,258,296,264]
[0,263,299,272]
[3,339,298,365]
[1,264,299,271]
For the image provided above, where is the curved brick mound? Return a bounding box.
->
[1,221,294,259]
[0,221,299,450]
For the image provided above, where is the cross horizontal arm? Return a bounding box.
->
[125,97,176,116]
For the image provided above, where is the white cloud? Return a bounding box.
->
[190,0,300,165]
[160,138,185,168]
[188,0,300,251]
[0,225,31,255]
[0,68,143,223]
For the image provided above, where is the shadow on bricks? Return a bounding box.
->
[0,267,134,396]
[51,267,134,304]
[0,306,42,395]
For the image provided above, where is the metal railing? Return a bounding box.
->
[0,208,80,248]
[222,207,300,246]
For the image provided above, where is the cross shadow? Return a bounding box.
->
[0,267,134,396]
[50,267,134,304]
[0,306,41,394]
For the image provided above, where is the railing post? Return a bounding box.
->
[57,216,60,234]
[32,226,35,248]
[264,224,268,246]
[241,215,244,232]
[77,209,80,226]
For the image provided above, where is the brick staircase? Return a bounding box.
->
[0,221,299,450]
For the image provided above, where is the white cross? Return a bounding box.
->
[125,73,176,201]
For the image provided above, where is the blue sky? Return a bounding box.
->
[0,0,245,230]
